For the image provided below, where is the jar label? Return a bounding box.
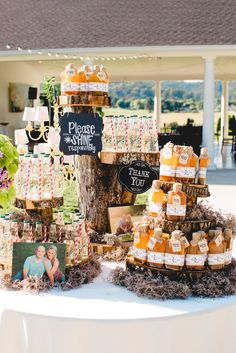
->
[147,251,164,264]
[176,166,195,178]
[186,254,206,266]
[165,253,185,266]
[208,253,225,265]
[70,82,80,91]
[133,233,140,243]
[98,71,106,81]
[198,239,209,253]
[181,236,190,248]
[147,237,157,250]
[171,240,181,252]
[167,204,186,216]
[225,250,232,264]
[65,68,76,76]
[179,153,189,165]
[149,202,162,214]
[133,247,146,261]
[163,148,172,159]
[199,167,207,178]
[215,234,223,247]
[80,83,89,92]
[160,164,175,177]
[173,195,180,205]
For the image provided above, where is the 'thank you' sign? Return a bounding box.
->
[118,160,158,194]
[59,112,103,155]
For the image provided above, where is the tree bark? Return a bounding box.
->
[75,155,136,234]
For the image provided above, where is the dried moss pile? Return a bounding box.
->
[110,259,236,300]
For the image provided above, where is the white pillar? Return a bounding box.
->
[220,80,229,141]
[154,80,161,132]
[203,57,215,168]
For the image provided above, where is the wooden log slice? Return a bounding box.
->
[15,197,63,210]
[58,94,111,107]
[100,151,160,166]
[159,181,210,198]
[74,155,136,234]
[126,256,232,281]
[155,219,216,238]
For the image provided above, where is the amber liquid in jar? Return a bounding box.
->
[208,230,226,270]
[165,230,185,270]
[166,183,187,221]
[148,180,164,218]
[159,142,176,182]
[198,148,209,185]
[147,228,167,268]
[133,224,150,264]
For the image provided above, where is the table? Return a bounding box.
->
[0,260,236,353]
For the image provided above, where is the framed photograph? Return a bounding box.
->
[108,204,146,235]
[9,83,30,112]
[12,243,66,284]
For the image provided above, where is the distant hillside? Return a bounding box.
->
[109,81,236,112]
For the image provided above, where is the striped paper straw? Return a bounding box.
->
[49,157,54,198]
[29,225,33,242]
[24,159,32,199]
[15,223,19,242]
[58,226,62,243]
[124,117,129,152]
[139,117,143,152]
[38,157,42,200]
[110,116,117,152]
[43,225,47,242]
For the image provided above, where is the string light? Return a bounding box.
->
[2,43,160,62]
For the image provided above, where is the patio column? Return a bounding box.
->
[203,57,215,168]
[154,80,161,132]
[220,80,229,141]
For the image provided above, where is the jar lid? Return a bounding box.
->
[24,220,30,223]
[36,221,43,224]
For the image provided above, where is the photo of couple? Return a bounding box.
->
[12,243,66,285]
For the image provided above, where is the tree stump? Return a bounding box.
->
[74,155,136,234]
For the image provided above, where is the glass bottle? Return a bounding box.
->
[147,228,167,268]
[165,230,185,270]
[175,146,197,183]
[133,223,149,264]
[53,155,64,198]
[42,154,52,199]
[208,230,225,270]
[89,65,102,96]
[23,154,32,199]
[198,147,209,185]
[148,180,164,218]
[98,65,109,96]
[166,183,187,221]
[56,210,65,226]
[0,217,11,264]
[60,63,80,95]
[159,142,176,182]
[35,222,43,242]
[78,64,92,94]
[224,229,233,265]
[186,232,207,270]
[21,220,31,242]
[28,154,40,200]
[49,222,57,243]
[64,223,75,266]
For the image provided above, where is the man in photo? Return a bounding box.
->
[13,245,52,280]
[23,245,52,279]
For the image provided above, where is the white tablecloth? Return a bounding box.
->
[0,261,236,353]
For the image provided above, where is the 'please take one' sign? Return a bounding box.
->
[59,112,103,155]
[118,160,158,194]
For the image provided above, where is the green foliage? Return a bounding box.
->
[0,134,19,209]
[41,76,58,105]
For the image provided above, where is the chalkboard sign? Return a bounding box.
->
[118,160,158,194]
[59,112,103,155]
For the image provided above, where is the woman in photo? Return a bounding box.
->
[44,245,65,285]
